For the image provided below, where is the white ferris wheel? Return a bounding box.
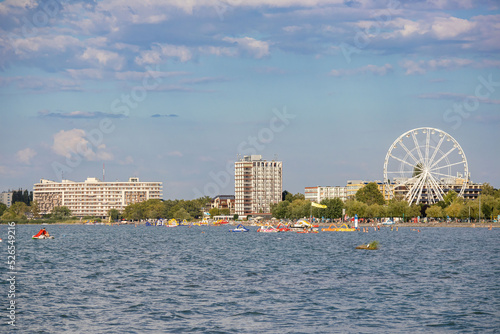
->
[383,127,469,205]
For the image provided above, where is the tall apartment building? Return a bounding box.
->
[235,155,282,217]
[305,186,347,202]
[0,191,13,208]
[33,177,162,217]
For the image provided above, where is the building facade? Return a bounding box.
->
[346,180,394,201]
[392,178,482,203]
[304,186,347,202]
[235,155,282,217]
[0,191,13,208]
[211,195,235,214]
[33,177,162,217]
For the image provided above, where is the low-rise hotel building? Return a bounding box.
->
[33,177,162,217]
[211,195,235,213]
[346,180,393,201]
[305,186,347,202]
[392,178,482,203]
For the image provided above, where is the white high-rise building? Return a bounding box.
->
[33,177,162,217]
[235,155,282,217]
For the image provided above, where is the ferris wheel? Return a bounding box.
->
[383,127,468,205]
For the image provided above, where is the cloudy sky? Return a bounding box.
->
[1,0,499,200]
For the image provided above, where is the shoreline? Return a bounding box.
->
[8,221,498,228]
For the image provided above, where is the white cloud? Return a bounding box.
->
[2,76,81,92]
[115,70,189,81]
[431,17,476,39]
[8,35,81,58]
[329,64,393,77]
[222,37,270,58]
[400,58,474,75]
[283,25,304,33]
[16,148,37,164]
[80,47,125,71]
[52,129,113,161]
[135,43,192,65]
[168,151,183,157]
[67,68,103,80]
[198,46,238,57]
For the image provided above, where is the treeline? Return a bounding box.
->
[12,189,33,205]
[118,197,211,221]
[0,197,213,223]
[271,193,422,220]
[1,183,498,223]
[0,201,40,222]
[425,189,500,220]
[272,183,500,221]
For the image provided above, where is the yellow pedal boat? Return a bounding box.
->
[321,223,356,232]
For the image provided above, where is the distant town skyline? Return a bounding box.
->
[1,0,499,200]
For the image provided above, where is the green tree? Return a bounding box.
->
[108,208,121,221]
[344,199,367,218]
[288,199,310,219]
[271,201,290,219]
[51,206,72,219]
[413,162,424,177]
[435,200,447,209]
[443,191,458,207]
[209,207,220,218]
[31,201,41,219]
[481,195,497,220]
[318,198,344,219]
[1,202,30,220]
[220,208,230,215]
[355,182,385,205]
[173,207,192,221]
[445,201,463,219]
[144,199,164,219]
[426,205,443,219]
[459,200,479,221]
[292,193,305,201]
[282,190,290,201]
[366,203,386,219]
[123,203,144,221]
[387,199,409,218]
[481,183,496,197]
[407,204,422,219]
[0,203,7,217]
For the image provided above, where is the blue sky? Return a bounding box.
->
[1,0,499,200]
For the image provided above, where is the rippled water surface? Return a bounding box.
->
[1,225,499,333]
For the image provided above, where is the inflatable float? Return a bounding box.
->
[229,224,249,232]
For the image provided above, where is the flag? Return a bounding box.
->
[311,202,327,208]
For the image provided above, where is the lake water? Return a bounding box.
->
[1,225,499,333]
